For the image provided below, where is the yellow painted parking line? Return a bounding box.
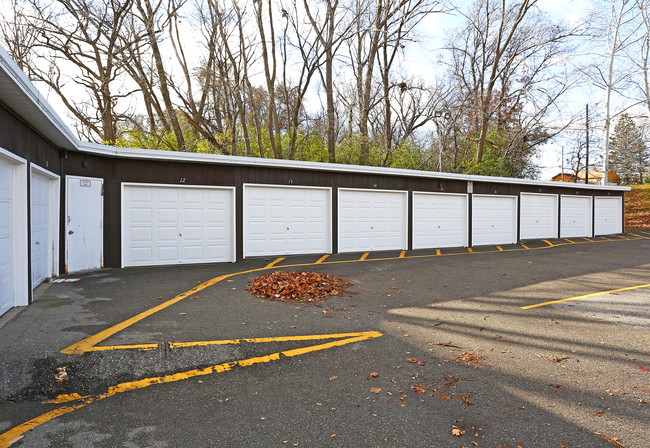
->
[264,257,286,269]
[564,239,575,243]
[315,254,329,264]
[521,283,650,309]
[467,248,473,253]
[0,331,382,445]
[628,233,650,239]
[399,251,406,258]
[583,238,594,242]
[63,234,641,356]
[497,246,503,251]
[521,244,529,249]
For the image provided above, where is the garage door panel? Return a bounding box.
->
[244,185,331,257]
[520,193,557,240]
[560,196,592,238]
[595,197,622,235]
[0,159,12,315]
[123,185,234,267]
[413,193,468,249]
[472,195,517,246]
[338,189,407,253]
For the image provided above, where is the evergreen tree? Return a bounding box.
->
[609,114,649,184]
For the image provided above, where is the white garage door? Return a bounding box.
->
[122,184,235,267]
[31,167,59,289]
[595,197,623,236]
[520,193,558,240]
[472,195,517,246]
[244,185,331,257]
[560,195,592,238]
[338,189,407,253]
[413,192,467,249]
[0,158,13,315]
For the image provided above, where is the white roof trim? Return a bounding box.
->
[79,141,630,191]
[0,46,78,149]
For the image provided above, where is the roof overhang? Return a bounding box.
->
[0,46,78,151]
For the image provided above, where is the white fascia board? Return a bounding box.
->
[0,46,78,150]
[79,141,630,192]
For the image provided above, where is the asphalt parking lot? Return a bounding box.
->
[1,233,649,448]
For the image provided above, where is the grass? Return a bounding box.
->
[625,185,650,231]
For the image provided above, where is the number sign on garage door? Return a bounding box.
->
[122,184,235,267]
[560,195,592,238]
[520,193,558,240]
[472,195,517,246]
[338,189,407,253]
[243,184,331,257]
[412,192,468,249]
[594,196,622,235]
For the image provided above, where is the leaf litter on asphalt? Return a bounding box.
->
[247,271,352,303]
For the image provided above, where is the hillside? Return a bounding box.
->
[625,185,650,230]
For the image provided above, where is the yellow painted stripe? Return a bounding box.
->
[496,246,503,251]
[169,332,381,349]
[564,238,574,243]
[2,331,382,444]
[521,244,529,249]
[584,238,594,242]
[315,254,329,264]
[264,257,286,269]
[62,233,630,355]
[359,252,369,261]
[467,248,473,253]
[522,283,650,309]
[399,251,406,258]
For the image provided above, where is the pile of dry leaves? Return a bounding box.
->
[246,271,352,303]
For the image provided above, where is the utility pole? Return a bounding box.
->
[585,104,589,184]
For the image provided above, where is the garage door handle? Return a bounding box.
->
[35,241,40,245]
[68,230,74,235]
[287,227,289,230]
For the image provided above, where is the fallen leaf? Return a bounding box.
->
[438,393,452,400]
[551,387,565,393]
[329,376,338,381]
[330,434,338,438]
[418,361,426,366]
[405,358,418,363]
[369,372,379,378]
[451,427,465,436]
[595,433,628,447]
[179,312,187,316]
[637,365,649,371]
[558,444,567,448]
[397,403,406,407]
[413,386,425,394]
[370,388,382,394]
[436,342,461,348]
[157,297,162,300]
[231,287,237,291]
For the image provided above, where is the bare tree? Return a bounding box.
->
[22,0,136,144]
[0,0,40,74]
[447,0,579,167]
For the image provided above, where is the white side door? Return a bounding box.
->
[66,176,103,273]
[0,158,13,315]
[30,166,59,289]
[244,185,331,257]
[560,195,593,238]
[594,196,622,236]
[472,195,517,246]
[412,192,468,249]
[338,189,407,253]
[520,193,558,240]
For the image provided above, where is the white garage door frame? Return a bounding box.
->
[520,192,559,240]
[65,175,104,273]
[30,163,60,290]
[560,195,593,238]
[121,183,236,267]
[338,188,408,253]
[594,196,623,236]
[471,194,518,246]
[0,148,28,313]
[412,192,468,249]
[243,184,332,258]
